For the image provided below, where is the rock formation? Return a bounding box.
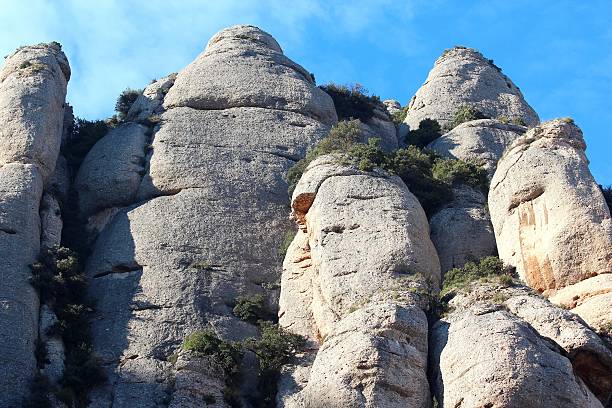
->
[0,42,70,406]
[278,156,440,407]
[489,119,612,330]
[1,23,611,408]
[79,25,336,406]
[427,118,527,177]
[404,47,539,130]
[431,281,612,407]
[429,185,497,273]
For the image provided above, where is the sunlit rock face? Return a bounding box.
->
[0,42,70,406]
[489,119,612,331]
[81,25,336,406]
[404,46,539,131]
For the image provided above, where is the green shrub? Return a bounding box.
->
[445,104,489,131]
[115,88,142,118]
[319,83,381,122]
[62,118,109,172]
[233,294,267,324]
[441,256,515,296]
[384,147,453,216]
[431,157,489,193]
[246,322,305,373]
[203,394,216,404]
[183,330,243,375]
[344,137,386,171]
[244,322,306,407]
[29,246,105,407]
[598,321,612,337]
[287,120,362,193]
[511,117,526,126]
[406,118,442,148]
[391,106,408,126]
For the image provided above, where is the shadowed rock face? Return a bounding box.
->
[488,119,612,330]
[278,156,440,407]
[404,47,539,131]
[81,25,335,406]
[0,42,69,407]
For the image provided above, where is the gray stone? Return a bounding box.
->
[75,122,148,216]
[404,47,539,131]
[127,74,176,123]
[429,184,497,273]
[40,192,62,249]
[0,42,70,181]
[489,119,612,293]
[427,118,526,177]
[163,25,337,126]
[0,163,44,406]
[39,304,65,384]
[84,25,334,405]
[278,156,439,407]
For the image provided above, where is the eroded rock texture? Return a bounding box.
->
[431,282,612,407]
[0,42,69,406]
[404,47,539,130]
[488,119,612,330]
[278,156,440,407]
[427,118,526,177]
[82,25,335,406]
[429,185,497,274]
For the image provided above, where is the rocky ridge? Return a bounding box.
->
[0,25,610,408]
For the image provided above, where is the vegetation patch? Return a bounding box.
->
[445,104,489,131]
[115,88,143,119]
[441,256,516,296]
[391,106,408,126]
[319,83,381,122]
[28,246,105,407]
[405,118,442,148]
[233,294,268,324]
[62,118,110,172]
[287,119,489,216]
[278,230,296,257]
[183,330,244,375]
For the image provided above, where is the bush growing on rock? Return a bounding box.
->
[287,120,362,192]
[115,88,142,118]
[431,157,489,193]
[183,330,243,375]
[445,104,489,131]
[391,106,408,126]
[29,246,105,407]
[319,83,381,122]
[233,294,268,324]
[405,118,442,147]
[62,118,109,172]
[441,256,516,296]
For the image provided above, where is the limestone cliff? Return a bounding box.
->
[0,25,611,408]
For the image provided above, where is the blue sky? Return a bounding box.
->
[1,0,610,184]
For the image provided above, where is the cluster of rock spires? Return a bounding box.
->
[0,25,610,407]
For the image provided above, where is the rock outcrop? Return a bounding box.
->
[82,26,335,406]
[488,119,612,329]
[431,281,612,407]
[0,42,69,406]
[278,156,440,407]
[427,118,527,177]
[429,185,497,273]
[404,47,539,130]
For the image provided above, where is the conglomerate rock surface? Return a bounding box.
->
[81,25,336,407]
[488,119,612,330]
[278,156,440,407]
[0,42,70,407]
[404,47,539,131]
